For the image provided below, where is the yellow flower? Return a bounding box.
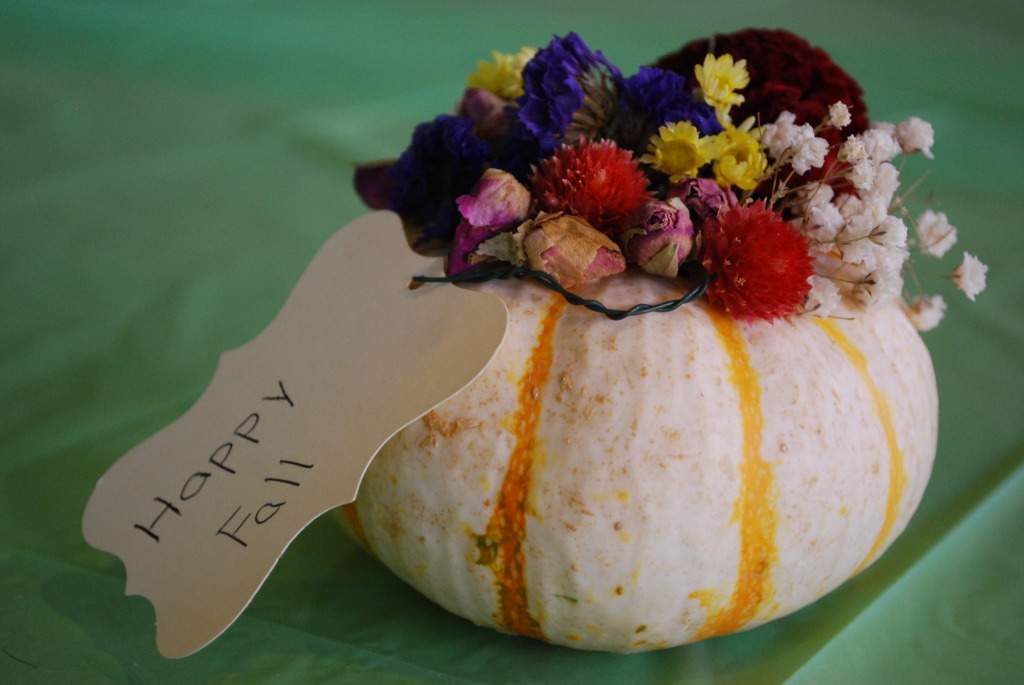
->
[639,121,713,182]
[706,117,767,191]
[694,53,749,118]
[467,46,537,100]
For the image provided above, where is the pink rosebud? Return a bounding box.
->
[447,170,531,277]
[621,198,695,277]
[523,214,626,288]
[666,177,737,227]
[456,168,531,227]
[456,88,512,139]
[447,220,516,277]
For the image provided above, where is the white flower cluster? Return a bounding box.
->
[762,111,830,175]
[763,106,986,329]
[953,252,988,301]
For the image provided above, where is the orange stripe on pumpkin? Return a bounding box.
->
[816,320,907,574]
[340,502,377,559]
[483,295,565,640]
[693,308,778,639]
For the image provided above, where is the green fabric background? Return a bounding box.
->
[2,1,1022,682]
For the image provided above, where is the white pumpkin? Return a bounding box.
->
[339,271,937,652]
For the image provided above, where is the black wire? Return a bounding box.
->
[412,263,711,321]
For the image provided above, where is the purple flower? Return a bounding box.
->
[492,119,556,183]
[516,33,621,146]
[666,177,737,227]
[621,198,695,277]
[388,115,491,243]
[621,66,721,136]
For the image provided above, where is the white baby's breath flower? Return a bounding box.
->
[790,134,829,174]
[840,208,890,264]
[906,295,947,331]
[863,245,908,309]
[838,135,867,163]
[839,235,874,265]
[916,209,957,257]
[761,117,828,173]
[835,193,863,221]
[885,242,911,271]
[872,215,908,250]
[826,101,852,129]
[876,274,906,303]
[847,158,877,190]
[953,252,988,301]
[803,202,845,244]
[895,116,935,158]
[872,121,897,136]
[862,124,902,162]
[761,111,801,159]
[803,181,835,208]
[803,275,842,317]
[847,194,889,238]
[789,183,835,220]
[866,162,900,207]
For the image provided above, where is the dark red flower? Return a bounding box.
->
[653,29,869,140]
[530,139,650,236]
[701,201,814,322]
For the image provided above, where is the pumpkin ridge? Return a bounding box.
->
[817,320,908,574]
[482,294,566,639]
[693,308,779,639]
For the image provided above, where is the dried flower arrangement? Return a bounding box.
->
[355,29,986,325]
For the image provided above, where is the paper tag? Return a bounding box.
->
[82,211,508,658]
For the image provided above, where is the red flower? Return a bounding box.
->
[530,139,650,236]
[654,29,868,140]
[701,201,814,322]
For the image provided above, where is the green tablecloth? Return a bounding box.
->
[2,1,1022,682]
